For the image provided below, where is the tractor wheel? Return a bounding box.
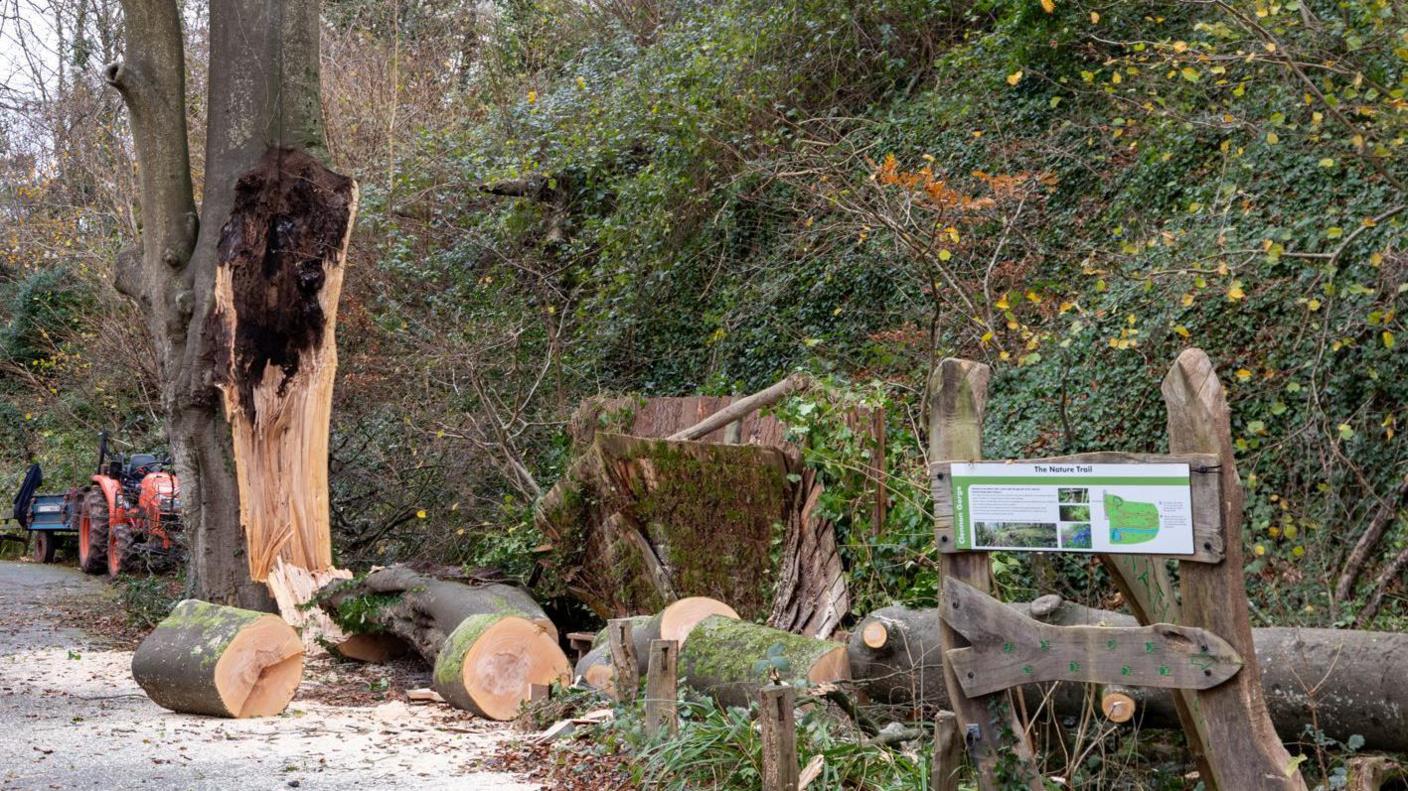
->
[31,531,56,564]
[108,524,137,578]
[78,488,110,575]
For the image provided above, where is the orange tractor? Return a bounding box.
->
[73,432,183,577]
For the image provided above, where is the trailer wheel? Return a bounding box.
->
[108,524,136,578]
[31,531,56,564]
[78,488,110,575]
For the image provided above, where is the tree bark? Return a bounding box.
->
[677,615,849,709]
[316,565,556,662]
[131,599,304,718]
[109,0,346,606]
[847,600,1408,752]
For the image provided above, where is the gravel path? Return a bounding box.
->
[0,560,540,791]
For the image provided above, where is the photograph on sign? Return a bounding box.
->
[950,462,1194,554]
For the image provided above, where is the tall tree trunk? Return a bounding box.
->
[109,0,344,606]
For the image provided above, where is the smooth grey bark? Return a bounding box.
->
[108,0,330,606]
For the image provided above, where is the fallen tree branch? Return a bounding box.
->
[667,373,811,441]
[1336,473,1408,604]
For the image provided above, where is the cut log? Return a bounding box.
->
[576,598,739,692]
[318,565,556,663]
[575,644,616,695]
[205,149,358,581]
[432,613,570,720]
[131,599,304,718]
[679,615,849,709]
[848,599,1408,752]
[315,564,569,719]
[332,633,411,663]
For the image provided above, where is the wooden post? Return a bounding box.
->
[1163,348,1305,790]
[929,358,1042,790]
[644,639,678,738]
[932,710,963,791]
[759,685,799,791]
[608,618,639,702]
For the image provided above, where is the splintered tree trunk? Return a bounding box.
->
[109,0,350,605]
[317,565,569,720]
[131,599,304,718]
[847,601,1408,752]
[678,615,849,709]
[206,148,357,581]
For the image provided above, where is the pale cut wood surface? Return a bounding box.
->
[929,358,1042,791]
[940,576,1241,697]
[1164,348,1305,791]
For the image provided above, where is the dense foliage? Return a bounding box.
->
[3,0,1405,625]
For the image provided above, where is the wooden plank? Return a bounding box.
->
[644,639,678,739]
[940,576,1241,696]
[932,710,963,791]
[929,359,1042,791]
[759,685,799,791]
[932,451,1224,562]
[607,618,640,702]
[1163,348,1305,791]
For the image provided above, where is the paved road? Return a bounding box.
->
[0,561,539,791]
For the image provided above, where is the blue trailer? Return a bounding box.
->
[8,464,80,564]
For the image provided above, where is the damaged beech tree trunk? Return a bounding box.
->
[206,150,356,581]
[108,0,353,604]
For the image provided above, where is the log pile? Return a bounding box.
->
[131,599,305,718]
[318,565,569,720]
[536,381,865,638]
[847,598,1408,752]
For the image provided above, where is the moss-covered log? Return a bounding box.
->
[576,598,739,691]
[433,613,570,720]
[131,599,304,718]
[315,565,569,719]
[848,599,1408,751]
[679,615,849,708]
[317,565,555,663]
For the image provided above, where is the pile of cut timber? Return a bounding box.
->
[132,599,305,718]
[536,377,865,638]
[847,599,1408,752]
[575,597,739,694]
[318,565,569,720]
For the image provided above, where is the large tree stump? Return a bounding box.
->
[538,390,862,639]
[131,599,304,718]
[678,615,849,708]
[205,148,358,582]
[432,613,570,720]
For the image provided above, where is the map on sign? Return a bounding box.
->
[950,462,1194,554]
